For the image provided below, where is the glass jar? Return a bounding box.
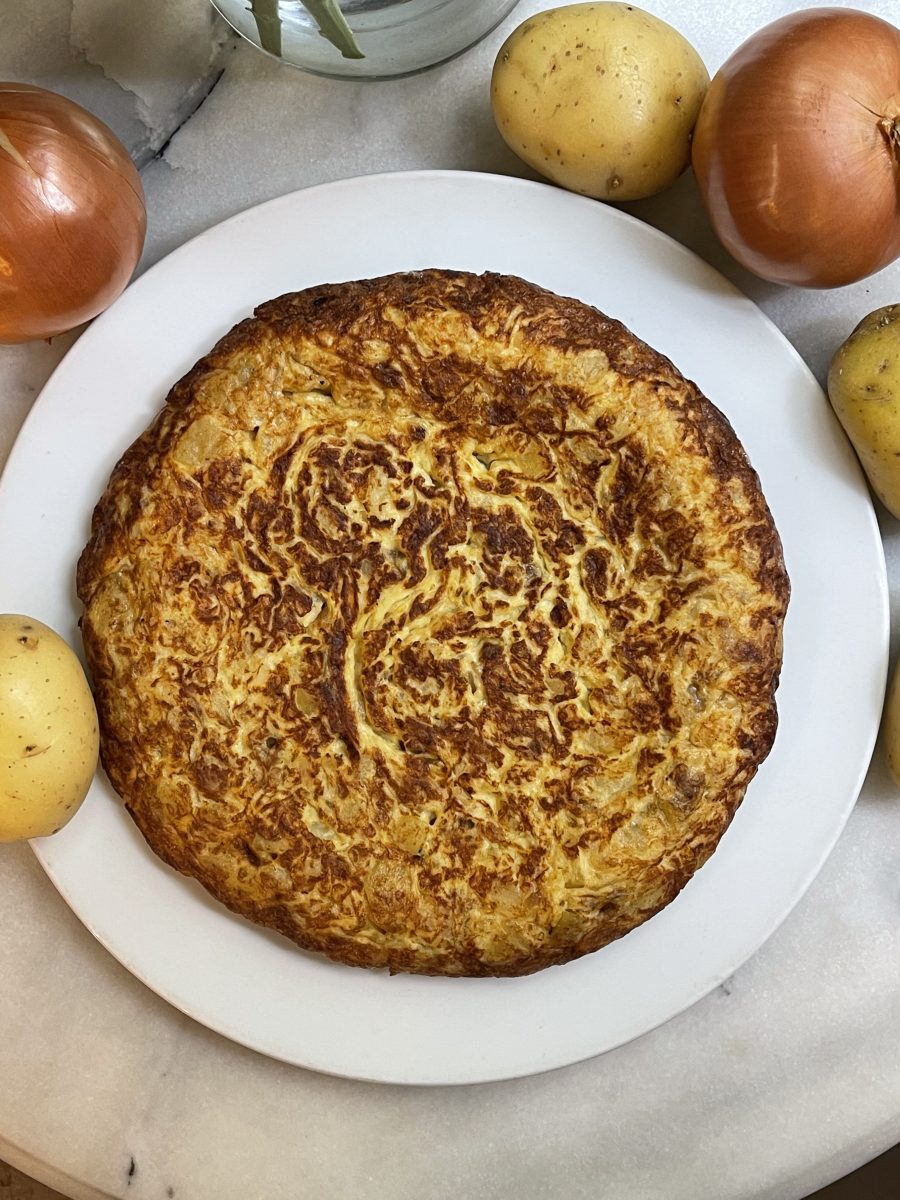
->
[210,0,521,80]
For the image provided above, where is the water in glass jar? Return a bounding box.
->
[212,0,520,79]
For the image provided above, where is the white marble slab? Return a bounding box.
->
[2,2,900,1198]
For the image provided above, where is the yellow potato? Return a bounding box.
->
[491,2,709,202]
[827,305,900,518]
[0,614,98,842]
[884,656,900,786]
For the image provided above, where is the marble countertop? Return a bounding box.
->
[2,2,900,1197]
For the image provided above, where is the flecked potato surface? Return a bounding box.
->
[492,3,709,200]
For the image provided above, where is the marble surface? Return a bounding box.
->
[2,2,900,1197]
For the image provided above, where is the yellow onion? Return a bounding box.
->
[0,82,146,342]
[691,8,900,288]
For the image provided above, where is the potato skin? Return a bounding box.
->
[490,2,709,202]
[884,656,900,786]
[827,305,900,519]
[0,614,98,842]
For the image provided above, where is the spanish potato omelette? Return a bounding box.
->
[77,269,789,977]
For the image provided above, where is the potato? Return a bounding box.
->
[827,305,900,518]
[491,2,709,202]
[0,614,98,842]
[884,656,900,786]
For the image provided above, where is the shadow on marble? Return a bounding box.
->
[810,1142,900,1198]
[0,1162,64,1200]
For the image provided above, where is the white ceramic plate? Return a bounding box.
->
[0,171,887,1085]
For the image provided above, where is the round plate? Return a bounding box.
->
[0,171,887,1085]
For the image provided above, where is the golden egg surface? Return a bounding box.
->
[77,271,788,976]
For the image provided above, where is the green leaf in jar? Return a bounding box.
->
[250,0,282,56]
[303,0,365,59]
[250,1,365,61]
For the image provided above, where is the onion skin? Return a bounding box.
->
[691,8,900,289]
[0,83,147,343]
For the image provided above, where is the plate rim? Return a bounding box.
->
[0,168,889,1085]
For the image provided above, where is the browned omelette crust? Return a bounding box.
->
[77,270,789,977]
